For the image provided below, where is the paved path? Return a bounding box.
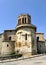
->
[0,55,46,65]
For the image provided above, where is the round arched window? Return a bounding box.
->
[7,44,9,47]
[9,36,11,40]
[25,33,27,40]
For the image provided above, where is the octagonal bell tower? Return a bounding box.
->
[17,14,31,25]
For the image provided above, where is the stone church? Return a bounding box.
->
[0,14,45,57]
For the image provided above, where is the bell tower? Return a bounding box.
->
[17,14,31,25]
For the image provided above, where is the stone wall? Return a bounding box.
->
[37,41,45,53]
[0,34,4,55]
[1,41,15,56]
[4,30,16,41]
[15,27,37,56]
[36,33,45,41]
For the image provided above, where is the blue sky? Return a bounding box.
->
[0,0,46,38]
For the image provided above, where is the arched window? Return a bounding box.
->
[25,34,27,40]
[7,44,9,47]
[37,37,39,42]
[25,18,26,23]
[9,36,11,40]
[22,18,24,24]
